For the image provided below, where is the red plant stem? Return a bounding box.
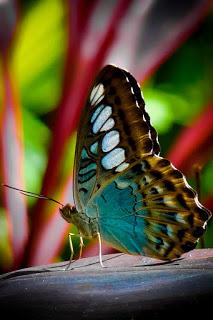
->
[61,0,98,95]
[137,0,211,83]
[0,53,28,269]
[167,104,213,173]
[81,240,116,259]
[28,174,74,265]
[204,196,213,213]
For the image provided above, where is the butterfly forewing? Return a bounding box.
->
[74,65,160,211]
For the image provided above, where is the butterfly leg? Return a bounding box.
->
[79,235,84,259]
[97,232,105,268]
[64,232,75,270]
[66,232,105,268]
[66,233,86,269]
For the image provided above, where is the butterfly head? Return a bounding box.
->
[59,204,78,223]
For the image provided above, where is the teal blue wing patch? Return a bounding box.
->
[94,177,147,255]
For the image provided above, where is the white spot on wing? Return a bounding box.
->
[125,76,130,83]
[91,104,105,123]
[90,83,104,106]
[115,162,129,172]
[101,148,125,169]
[100,118,115,132]
[102,130,119,152]
[92,106,112,134]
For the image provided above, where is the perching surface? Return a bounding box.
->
[0,249,212,320]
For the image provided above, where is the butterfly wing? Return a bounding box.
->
[74,64,211,260]
[74,64,160,212]
[95,155,211,260]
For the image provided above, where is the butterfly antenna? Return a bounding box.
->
[2,184,64,207]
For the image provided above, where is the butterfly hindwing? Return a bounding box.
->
[96,154,211,260]
[74,65,160,211]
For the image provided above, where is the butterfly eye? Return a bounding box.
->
[60,204,77,223]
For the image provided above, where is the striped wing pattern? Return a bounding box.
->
[74,65,160,211]
[96,155,211,260]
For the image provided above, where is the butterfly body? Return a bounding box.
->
[60,65,211,261]
[60,204,99,238]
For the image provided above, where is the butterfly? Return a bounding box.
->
[60,64,211,265]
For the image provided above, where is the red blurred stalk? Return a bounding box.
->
[137,0,211,83]
[204,196,213,213]
[0,53,28,269]
[167,104,213,174]
[28,175,74,265]
[27,0,132,265]
[62,0,98,95]
[82,241,117,259]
